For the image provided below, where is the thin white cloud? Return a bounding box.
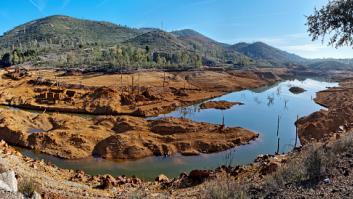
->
[285,43,325,52]
[61,0,71,9]
[28,0,47,13]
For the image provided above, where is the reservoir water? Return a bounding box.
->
[17,79,338,180]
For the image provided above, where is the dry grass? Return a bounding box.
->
[201,176,247,199]
[18,177,40,197]
[0,163,8,173]
[265,133,353,191]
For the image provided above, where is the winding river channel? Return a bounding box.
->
[15,78,337,180]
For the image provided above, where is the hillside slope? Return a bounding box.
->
[0,15,141,48]
[231,42,307,66]
[124,30,188,52]
[0,15,352,70]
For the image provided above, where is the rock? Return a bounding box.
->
[260,162,279,175]
[98,175,117,189]
[155,174,169,183]
[200,101,243,110]
[289,86,306,94]
[0,171,18,192]
[31,191,42,199]
[188,170,210,183]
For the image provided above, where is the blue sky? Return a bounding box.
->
[0,0,352,58]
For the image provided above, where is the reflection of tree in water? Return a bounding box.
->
[241,93,246,99]
[284,98,289,110]
[178,104,200,118]
[267,93,275,106]
[254,96,262,104]
[276,86,282,96]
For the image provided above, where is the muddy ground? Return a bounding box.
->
[0,67,353,198]
[297,78,353,145]
[0,109,258,160]
[0,69,281,117]
[199,100,243,110]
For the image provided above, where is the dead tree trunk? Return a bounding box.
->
[276,115,280,136]
[276,138,280,154]
[163,71,166,89]
[131,75,134,94]
[294,115,299,149]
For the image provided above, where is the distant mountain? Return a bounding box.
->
[231,42,307,66]
[308,60,351,70]
[311,58,353,65]
[0,15,141,48]
[171,29,252,65]
[0,15,352,70]
[172,29,229,48]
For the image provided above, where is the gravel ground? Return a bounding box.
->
[0,189,25,199]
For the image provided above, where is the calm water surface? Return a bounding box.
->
[16,79,338,180]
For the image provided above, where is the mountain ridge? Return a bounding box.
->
[0,15,351,70]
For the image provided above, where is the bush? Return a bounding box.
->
[18,177,39,197]
[0,164,8,173]
[304,147,324,181]
[202,177,247,199]
[331,134,353,154]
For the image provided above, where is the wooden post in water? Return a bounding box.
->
[276,115,280,136]
[276,137,280,154]
[275,115,280,154]
[294,115,299,149]
[222,110,225,127]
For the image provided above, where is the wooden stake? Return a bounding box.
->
[131,75,134,94]
[276,115,280,136]
[120,66,123,93]
[276,137,280,154]
[137,72,140,95]
[163,71,166,89]
[294,115,299,149]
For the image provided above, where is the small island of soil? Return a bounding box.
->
[200,100,244,110]
[0,109,258,161]
[289,86,306,94]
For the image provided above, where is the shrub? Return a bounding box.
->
[304,147,324,181]
[202,177,247,199]
[18,177,39,197]
[331,133,353,154]
[0,163,8,173]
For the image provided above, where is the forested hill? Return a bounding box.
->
[0,15,351,70]
[0,15,141,48]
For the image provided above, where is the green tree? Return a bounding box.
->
[11,50,20,65]
[156,54,166,65]
[307,0,353,47]
[1,53,12,66]
[194,54,202,68]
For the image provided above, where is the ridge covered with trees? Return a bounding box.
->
[0,15,352,70]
